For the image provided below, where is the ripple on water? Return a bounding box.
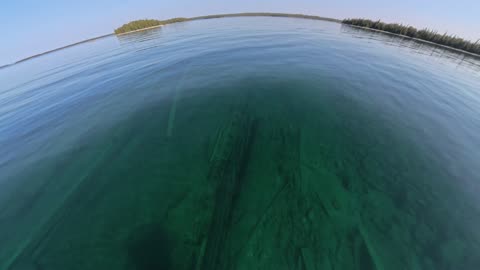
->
[1,17,480,270]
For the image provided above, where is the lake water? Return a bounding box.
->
[1,17,480,270]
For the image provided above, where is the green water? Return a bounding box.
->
[1,17,480,269]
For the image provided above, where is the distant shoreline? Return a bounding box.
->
[4,33,114,68]
[189,12,340,23]
[3,13,340,67]
[0,64,12,70]
[342,18,480,57]
[116,25,164,36]
[114,13,340,35]
[2,12,478,67]
[344,24,480,59]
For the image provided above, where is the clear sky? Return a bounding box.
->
[1,0,479,66]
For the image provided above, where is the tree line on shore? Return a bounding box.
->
[114,14,341,35]
[113,16,480,56]
[114,18,188,34]
[343,19,480,55]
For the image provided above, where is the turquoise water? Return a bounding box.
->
[1,17,480,270]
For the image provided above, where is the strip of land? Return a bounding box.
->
[3,13,340,66]
[114,13,340,35]
[3,13,479,67]
[0,64,13,70]
[115,14,480,57]
[343,18,480,56]
[189,13,339,23]
[8,33,114,66]
[114,18,189,35]
[116,25,163,36]
[345,24,480,59]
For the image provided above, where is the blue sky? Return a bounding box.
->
[1,0,479,65]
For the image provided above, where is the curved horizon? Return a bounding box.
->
[1,0,479,66]
[1,12,479,68]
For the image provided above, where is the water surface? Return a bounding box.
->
[1,17,480,270]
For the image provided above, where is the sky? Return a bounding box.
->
[1,0,479,66]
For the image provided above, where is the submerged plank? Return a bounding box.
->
[199,111,257,270]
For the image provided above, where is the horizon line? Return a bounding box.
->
[1,12,478,68]
[1,12,340,68]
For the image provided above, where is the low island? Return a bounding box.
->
[114,13,340,35]
[114,18,189,35]
[4,13,479,67]
[114,13,479,57]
